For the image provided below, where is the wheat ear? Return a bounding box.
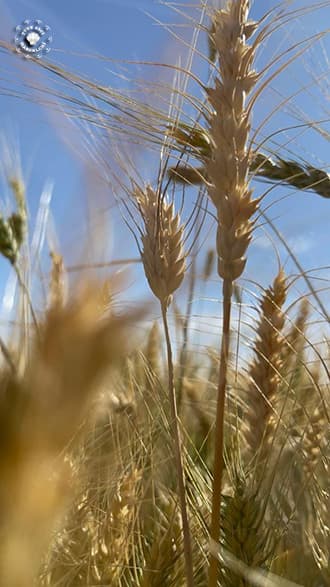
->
[221,472,272,587]
[245,270,287,465]
[303,405,326,479]
[0,176,26,266]
[140,497,183,587]
[252,154,330,199]
[137,185,194,587]
[205,3,260,584]
[283,297,309,364]
[0,282,139,587]
[137,185,185,308]
[168,133,330,199]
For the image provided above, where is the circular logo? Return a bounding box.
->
[14,19,52,58]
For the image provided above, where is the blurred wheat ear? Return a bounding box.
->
[0,280,141,587]
[0,176,27,266]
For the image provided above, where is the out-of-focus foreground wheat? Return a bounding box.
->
[0,1,329,586]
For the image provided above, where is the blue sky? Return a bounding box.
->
[0,0,329,347]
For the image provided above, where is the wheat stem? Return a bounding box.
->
[177,253,196,412]
[137,184,191,581]
[161,301,194,587]
[205,1,260,584]
[14,264,40,337]
[208,278,232,587]
[66,257,142,272]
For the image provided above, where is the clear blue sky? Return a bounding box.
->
[0,0,329,344]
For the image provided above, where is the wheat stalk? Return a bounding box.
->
[136,185,194,587]
[205,2,260,584]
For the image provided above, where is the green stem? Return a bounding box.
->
[161,301,194,587]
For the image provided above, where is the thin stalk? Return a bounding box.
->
[208,278,232,587]
[161,301,194,587]
[177,253,196,412]
[66,257,142,272]
[14,264,40,337]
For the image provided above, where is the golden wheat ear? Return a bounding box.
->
[244,269,287,468]
[205,2,261,583]
[134,183,194,586]
[220,470,274,587]
[137,185,186,309]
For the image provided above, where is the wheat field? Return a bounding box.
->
[0,1,329,586]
